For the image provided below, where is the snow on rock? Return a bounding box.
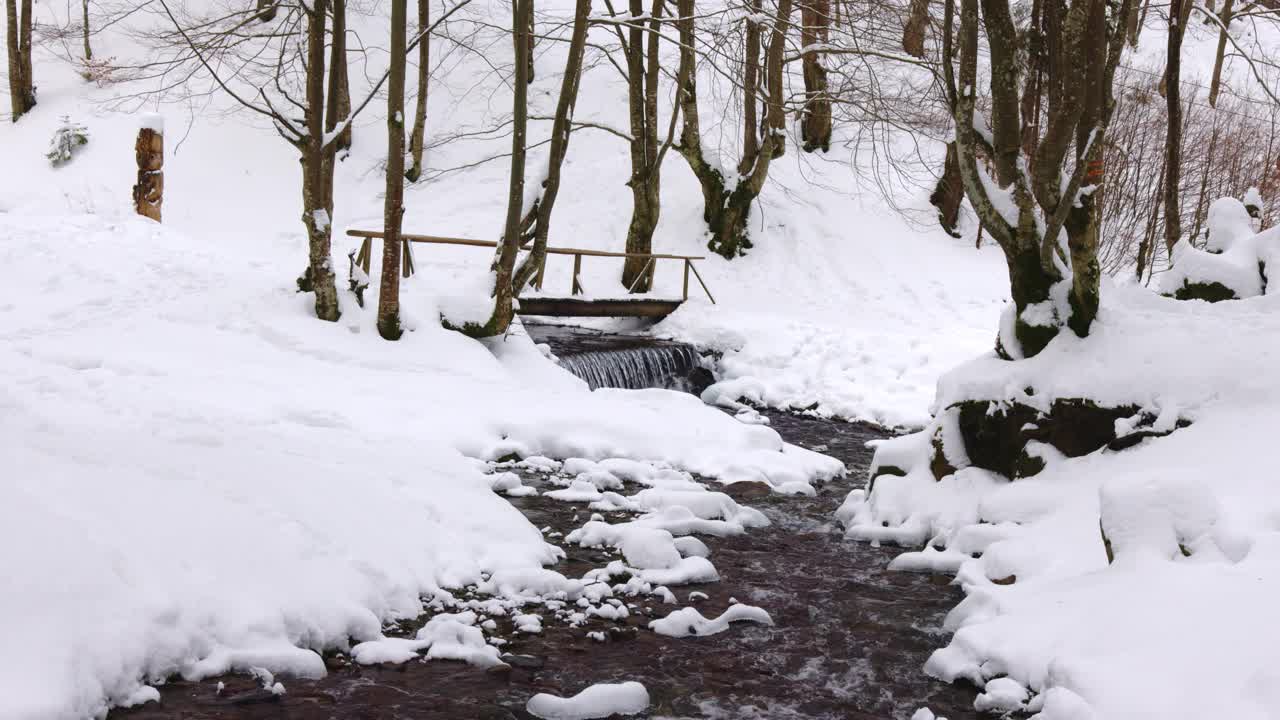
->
[648,604,773,637]
[351,611,503,667]
[847,281,1280,720]
[525,681,650,720]
[1159,200,1280,300]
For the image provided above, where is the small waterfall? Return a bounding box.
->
[526,324,711,392]
[557,345,703,391]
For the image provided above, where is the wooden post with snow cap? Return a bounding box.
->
[132,114,164,222]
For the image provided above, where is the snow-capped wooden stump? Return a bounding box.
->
[132,116,164,222]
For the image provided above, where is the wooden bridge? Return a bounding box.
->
[347,230,715,319]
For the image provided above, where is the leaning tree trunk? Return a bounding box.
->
[1207,0,1233,107]
[512,0,591,294]
[460,0,530,337]
[799,0,831,152]
[299,0,341,322]
[379,0,408,340]
[621,0,663,292]
[1163,0,1184,257]
[406,0,430,181]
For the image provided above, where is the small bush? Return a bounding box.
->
[47,117,90,167]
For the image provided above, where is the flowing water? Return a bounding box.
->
[527,324,713,393]
[117,327,978,719]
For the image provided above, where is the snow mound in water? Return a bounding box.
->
[526,681,650,719]
[649,604,774,637]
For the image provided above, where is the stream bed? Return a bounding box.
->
[117,328,977,720]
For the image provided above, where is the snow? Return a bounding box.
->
[648,604,774,637]
[139,112,164,133]
[846,279,1280,719]
[526,681,650,719]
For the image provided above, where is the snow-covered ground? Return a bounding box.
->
[4,0,1279,717]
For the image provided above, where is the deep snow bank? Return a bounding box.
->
[0,214,839,719]
[842,279,1280,719]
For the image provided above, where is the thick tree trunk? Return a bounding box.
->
[800,0,831,151]
[6,0,36,121]
[1163,0,1184,256]
[301,0,341,322]
[622,0,663,292]
[405,0,430,181]
[379,0,408,340]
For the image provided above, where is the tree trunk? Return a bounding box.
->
[1163,0,1184,256]
[462,0,530,337]
[405,0,430,181]
[379,0,408,340]
[740,0,761,174]
[674,0,788,259]
[800,0,831,151]
[930,141,964,237]
[512,0,591,293]
[301,0,341,322]
[902,0,930,58]
[328,0,353,150]
[82,0,92,61]
[1207,0,1233,107]
[6,0,36,121]
[622,0,663,292]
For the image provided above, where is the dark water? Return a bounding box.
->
[115,330,976,720]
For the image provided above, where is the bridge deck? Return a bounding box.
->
[516,297,684,318]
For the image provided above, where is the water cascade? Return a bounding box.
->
[526,324,712,392]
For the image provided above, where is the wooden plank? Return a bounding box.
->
[346,229,705,261]
[516,297,683,318]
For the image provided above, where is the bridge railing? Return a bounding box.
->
[346,229,715,304]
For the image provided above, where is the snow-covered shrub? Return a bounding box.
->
[46,117,90,167]
[1159,195,1280,301]
[1243,186,1264,232]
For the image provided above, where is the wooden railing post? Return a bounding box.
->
[571,253,583,295]
[682,259,690,301]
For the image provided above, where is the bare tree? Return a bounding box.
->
[512,0,593,293]
[675,0,792,259]
[380,0,409,340]
[799,0,831,151]
[6,0,36,120]
[1163,0,1184,256]
[620,0,665,291]
[459,0,532,337]
[942,0,1133,357]
[406,0,431,181]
